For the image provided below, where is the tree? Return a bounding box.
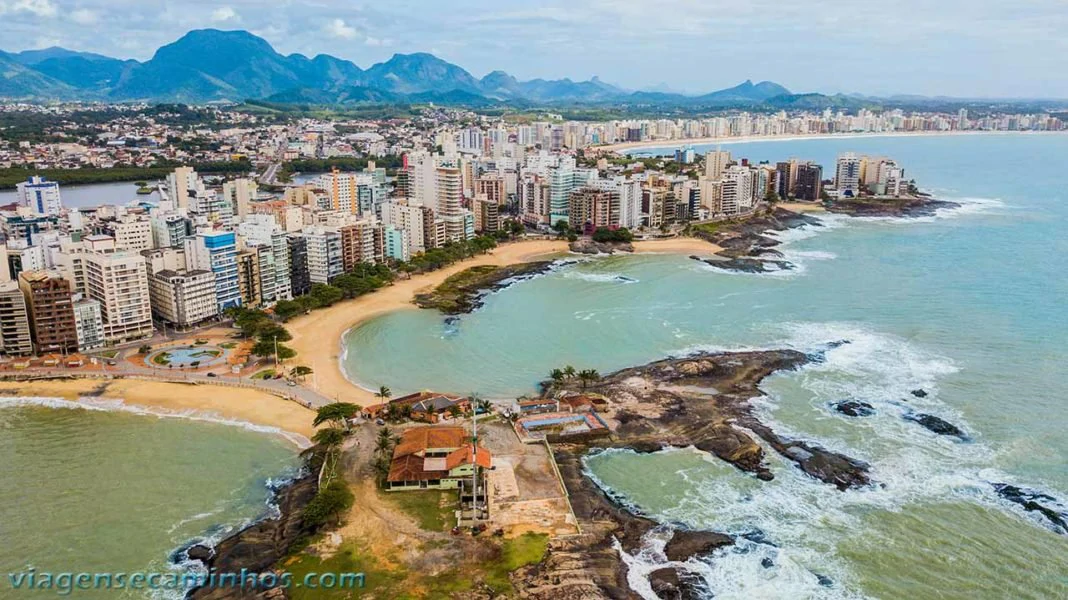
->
[552,220,570,238]
[475,397,492,415]
[764,190,779,204]
[313,402,359,430]
[374,426,399,456]
[578,369,601,389]
[251,339,296,361]
[273,299,302,321]
[138,344,152,355]
[376,385,391,401]
[563,365,577,380]
[312,427,346,448]
[310,283,343,307]
[257,324,292,344]
[549,368,565,385]
[302,480,354,527]
[291,365,313,381]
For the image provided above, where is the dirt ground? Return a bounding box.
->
[479,419,578,537]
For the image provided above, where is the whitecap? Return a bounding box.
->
[0,396,312,448]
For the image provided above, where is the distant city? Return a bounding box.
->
[0,100,1061,357]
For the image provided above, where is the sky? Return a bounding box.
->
[1,0,1067,98]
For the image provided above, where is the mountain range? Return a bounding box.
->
[0,29,815,107]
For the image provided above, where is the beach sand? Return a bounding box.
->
[0,378,317,440]
[633,237,723,255]
[777,202,826,213]
[288,239,723,406]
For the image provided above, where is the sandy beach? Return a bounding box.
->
[777,202,826,214]
[0,378,317,441]
[288,238,722,406]
[592,130,1047,154]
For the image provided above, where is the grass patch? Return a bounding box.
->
[284,541,410,600]
[381,491,455,532]
[483,533,549,593]
[219,342,238,349]
[194,339,209,345]
[151,352,171,366]
[251,369,276,380]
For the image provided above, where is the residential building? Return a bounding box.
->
[222,178,257,221]
[0,281,33,356]
[184,231,241,312]
[19,270,79,354]
[16,176,63,216]
[301,227,343,284]
[835,153,862,197]
[72,297,105,351]
[385,426,491,492]
[287,235,311,296]
[568,188,619,233]
[148,269,218,328]
[383,225,410,262]
[795,163,824,201]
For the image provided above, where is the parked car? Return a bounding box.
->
[206,372,217,378]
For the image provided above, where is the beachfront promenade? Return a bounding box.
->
[1,364,334,409]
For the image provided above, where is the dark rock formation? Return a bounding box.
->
[413,260,554,314]
[832,400,875,417]
[905,413,966,439]
[688,207,822,273]
[911,389,928,398]
[648,568,704,600]
[824,196,960,218]
[185,544,213,562]
[570,239,635,254]
[187,450,323,600]
[662,530,733,562]
[761,557,775,569]
[993,483,1068,534]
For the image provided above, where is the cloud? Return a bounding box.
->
[364,36,388,47]
[323,18,358,39]
[69,8,97,24]
[210,6,238,22]
[0,0,58,17]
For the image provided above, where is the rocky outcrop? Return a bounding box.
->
[187,450,324,600]
[413,261,555,314]
[569,239,635,254]
[993,483,1068,534]
[905,413,966,439]
[690,207,821,273]
[662,531,733,562]
[648,568,704,600]
[824,195,960,217]
[833,400,875,417]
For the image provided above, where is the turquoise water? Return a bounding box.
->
[0,398,301,599]
[344,134,1068,598]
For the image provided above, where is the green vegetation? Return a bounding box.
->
[0,159,252,190]
[251,369,276,380]
[151,352,171,366]
[413,260,551,314]
[485,533,550,593]
[302,480,355,528]
[591,227,634,243]
[284,541,405,600]
[381,491,455,532]
[282,156,404,178]
[313,402,359,431]
[219,342,238,349]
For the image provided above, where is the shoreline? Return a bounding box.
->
[0,378,317,444]
[287,238,724,406]
[595,129,1062,154]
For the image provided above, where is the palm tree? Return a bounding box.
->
[562,365,577,380]
[376,385,392,401]
[578,369,601,389]
[312,427,346,449]
[313,402,359,431]
[549,369,565,385]
[291,365,313,381]
[374,426,399,456]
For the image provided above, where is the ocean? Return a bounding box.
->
[341,133,1068,598]
[0,398,301,599]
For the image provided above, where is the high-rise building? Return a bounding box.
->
[795,163,824,201]
[436,166,467,242]
[148,269,218,328]
[72,297,105,351]
[379,202,425,255]
[475,174,507,206]
[222,178,258,222]
[0,281,33,356]
[108,216,153,252]
[184,231,241,312]
[19,270,79,354]
[287,235,311,296]
[16,176,63,216]
[721,166,755,215]
[339,220,383,270]
[834,153,862,197]
[472,196,500,233]
[301,227,343,284]
[568,188,620,233]
[166,167,198,210]
[150,213,192,248]
[704,150,732,180]
[383,225,410,262]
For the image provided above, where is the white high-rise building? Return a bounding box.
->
[222,178,257,222]
[72,297,105,351]
[166,167,199,210]
[58,242,153,343]
[721,166,755,216]
[436,166,467,242]
[300,227,343,284]
[835,153,862,197]
[379,201,426,255]
[16,176,63,216]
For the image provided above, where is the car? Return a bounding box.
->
[286,380,296,387]
[206,372,217,378]
[375,418,385,426]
